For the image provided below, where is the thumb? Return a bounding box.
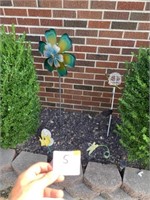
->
[35,171,60,188]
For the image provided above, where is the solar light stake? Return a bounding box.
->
[107,86,115,137]
[107,72,122,137]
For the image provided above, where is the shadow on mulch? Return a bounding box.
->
[16,108,130,171]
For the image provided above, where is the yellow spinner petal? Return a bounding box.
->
[58,33,72,53]
[63,53,76,68]
[45,29,57,45]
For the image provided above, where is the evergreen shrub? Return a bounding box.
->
[0,25,40,148]
[117,48,150,168]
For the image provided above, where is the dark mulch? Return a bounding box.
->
[15,108,131,172]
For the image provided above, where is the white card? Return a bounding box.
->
[53,150,81,176]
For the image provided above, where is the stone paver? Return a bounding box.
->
[0,148,16,172]
[1,149,150,200]
[122,167,150,200]
[0,171,17,190]
[63,191,75,200]
[53,165,83,190]
[84,162,122,193]
[66,183,99,200]
[101,188,137,200]
[12,151,47,175]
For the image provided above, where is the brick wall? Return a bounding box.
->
[0,0,149,113]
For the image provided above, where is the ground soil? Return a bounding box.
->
[16,108,130,172]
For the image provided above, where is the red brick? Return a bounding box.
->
[64,89,82,95]
[64,0,88,9]
[4,8,27,16]
[145,2,150,11]
[138,23,150,30]
[30,27,51,34]
[111,40,135,47]
[84,80,104,86]
[40,82,53,87]
[0,8,4,15]
[34,57,45,63]
[99,30,123,38]
[117,2,144,10]
[86,68,106,74]
[76,29,97,37]
[56,29,74,36]
[96,61,117,68]
[54,83,72,89]
[109,55,131,62]
[13,0,36,7]
[92,97,111,103]
[136,40,150,48]
[45,77,60,82]
[91,1,116,9]
[35,63,43,70]
[95,74,109,81]
[77,11,102,19]
[47,97,61,103]
[55,93,72,99]
[18,18,39,26]
[64,78,83,84]
[0,17,17,24]
[130,12,150,21]
[31,43,39,50]
[83,91,102,97]
[7,26,29,33]
[74,53,85,60]
[104,11,129,20]
[39,92,54,98]
[28,9,51,17]
[88,21,110,29]
[64,99,81,105]
[73,66,85,73]
[86,38,110,46]
[0,0,12,6]
[98,47,120,54]
[64,20,87,28]
[74,105,91,111]
[39,0,62,8]
[124,32,149,40]
[86,54,108,61]
[82,101,100,107]
[53,10,76,18]
[76,60,95,67]
[40,19,62,26]
[75,45,96,53]
[73,95,91,101]
[74,73,94,80]
[37,76,44,81]
[122,48,139,55]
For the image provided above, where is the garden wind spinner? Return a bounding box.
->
[39,29,76,76]
[39,29,76,127]
[107,72,122,137]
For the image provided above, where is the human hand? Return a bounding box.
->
[9,162,64,200]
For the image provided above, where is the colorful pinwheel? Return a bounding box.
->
[39,29,76,76]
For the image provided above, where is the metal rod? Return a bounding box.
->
[107,86,116,137]
[59,76,62,128]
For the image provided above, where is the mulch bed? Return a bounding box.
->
[16,108,131,172]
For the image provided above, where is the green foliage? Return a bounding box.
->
[117,48,150,168]
[0,25,40,148]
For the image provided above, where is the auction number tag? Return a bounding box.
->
[53,150,81,176]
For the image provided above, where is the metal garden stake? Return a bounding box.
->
[107,72,122,137]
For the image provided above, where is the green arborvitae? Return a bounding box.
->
[0,25,40,148]
[117,48,150,168]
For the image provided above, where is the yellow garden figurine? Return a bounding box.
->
[39,129,54,152]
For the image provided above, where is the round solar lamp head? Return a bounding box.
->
[108,72,122,86]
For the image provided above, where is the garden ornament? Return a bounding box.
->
[87,142,110,159]
[39,29,76,128]
[39,28,76,77]
[39,128,54,153]
[107,72,122,137]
